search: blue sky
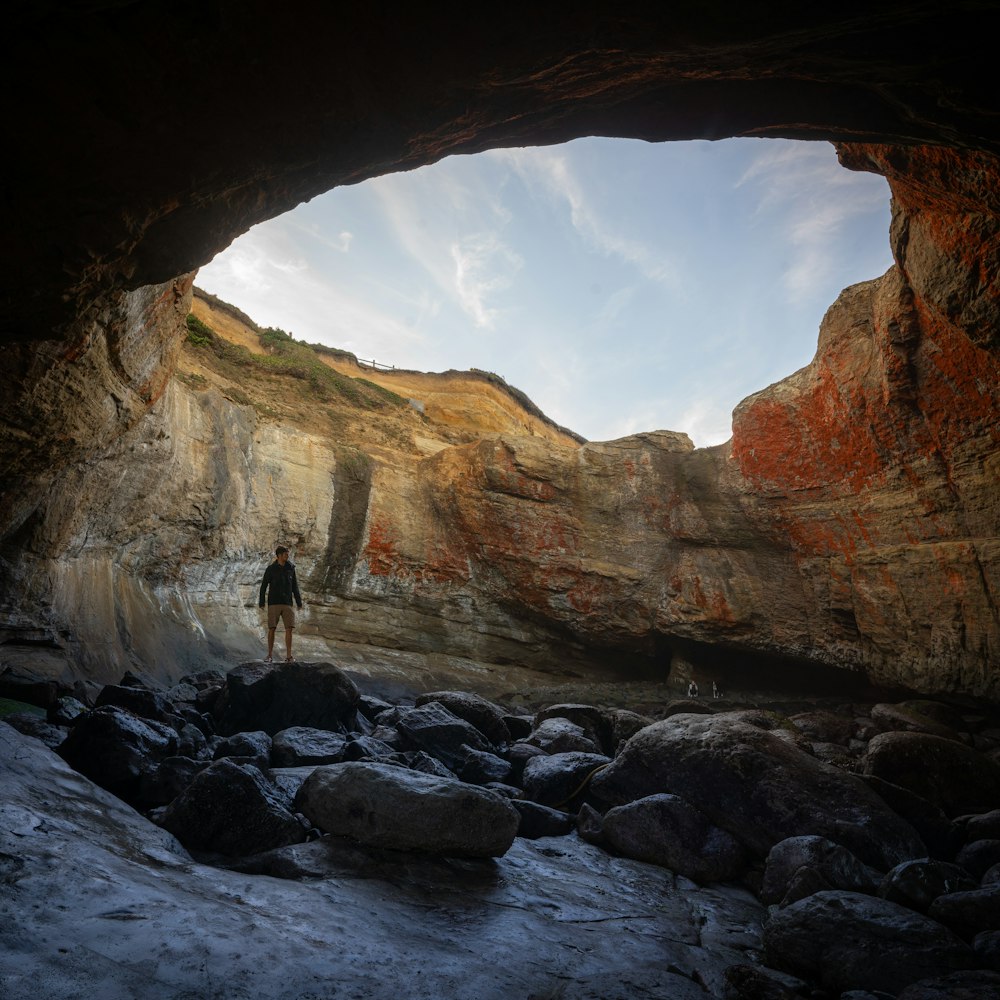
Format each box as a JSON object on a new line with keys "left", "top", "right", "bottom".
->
{"left": 197, "top": 137, "right": 893, "bottom": 446}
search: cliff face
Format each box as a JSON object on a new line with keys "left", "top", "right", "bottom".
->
{"left": 3, "top": 141, "right": 996, "bottom": 702}
{"left": 1, "top": 7, "right": 999, "bottom": 702}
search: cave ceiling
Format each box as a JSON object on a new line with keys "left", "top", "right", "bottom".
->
{"left": 4, "top": 1, "right": 1000, "bottom": 343}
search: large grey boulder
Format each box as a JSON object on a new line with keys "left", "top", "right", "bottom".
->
{"left": 212, "top": 661, "right": 360, "bottom": 737}
{"left": 158, "top": 758, "right": 307, "bottom": 856}
{"left": 763, "top": 890, "right": 976, "bottom": 994}
{"left": 533, "top": 704, "right": 612, "bottom": 753}
{"left": 395, "top": 701, "right": 496, "bottom": 771}
{"left": 590, "top": 713, "right": 925, "bottom": 868}
{"left": 601, "top": 793, "right": 747, "bottom": 883}
{"left": 413, "top": 690, "right": 511, "bottom": 744}
{"left": 95, "top": 684, "right": 183, "bottom": 727}
{"left": 296, "top": 761, "right": 520, "bottom": 857}
{"left": 521, "top": 751, "right": 611, "bottom": 808}
{"left": 523, "top": 717, "right": 602, "bottom": 755}
{"left": 761, "top": 836, "right": 877, "bottom": 906}
{"left": 860, "top": 774, "right": 959, "bottom": 860}
{"left": 271, "top": 727, "right": 349, "bottom": 767}
{"left": 879, "top": 859, "right": 979, "bottom": 912}
{"left": 871, "top": 703, "right": 964, "bottom": 742}
{"left": 896, "top": 970, "right": 1000, "bottom": 999}
{"left": 862, "top": 731, "right": 1000, "bottom": 817}
{"left": 58, "top": 705, "right": 177, "bottom": 802}
{"left": 213, "top": 729, "right": 272, "bottom": 766}
{"left": 927, "top": 886, "right": 1000, "bottom": 940}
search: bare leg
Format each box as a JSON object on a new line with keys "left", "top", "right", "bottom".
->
{"left": 284, "top": 628, "right": 294, "bottom": 661}
{"left": 266, "top": 627, "right": 276, "bottom": 660}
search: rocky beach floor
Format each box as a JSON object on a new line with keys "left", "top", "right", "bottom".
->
{"left": 2, "top": 659, "right": 1000, "bottom": 999}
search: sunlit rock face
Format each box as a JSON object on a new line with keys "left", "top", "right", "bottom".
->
{"left": 1, "top": 8, "right": 998, "bottom": 700}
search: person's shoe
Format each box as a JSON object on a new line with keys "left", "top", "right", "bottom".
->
{"left": 284, "top": 656, "right": 295, "bottom": 662}
{"left": 264, "top": 655, "right": 272, "bottom": 663}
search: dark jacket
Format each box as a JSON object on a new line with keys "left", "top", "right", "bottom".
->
{"left": 259, "top": 560, "right": 302, "bottom": 608}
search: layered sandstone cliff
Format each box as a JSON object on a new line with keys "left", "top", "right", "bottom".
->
{"left": 1, "top": 7, "right": 998, "bottom": 704}
{"left": 2, "top": 142, "right": 995, "bottom": 704}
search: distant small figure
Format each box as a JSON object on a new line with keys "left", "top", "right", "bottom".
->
{"left": 687, "top": 680, "right": 699, "bottom": 698}
{"left": 712, "top": 681, "right": 722, "bottom": 700}
{"left": 258, "top": 545, "right": 303, "bottom": 663}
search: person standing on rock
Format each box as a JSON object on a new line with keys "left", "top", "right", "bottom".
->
{"left": 258, "top": 546, "right": 303, "bottom": 662}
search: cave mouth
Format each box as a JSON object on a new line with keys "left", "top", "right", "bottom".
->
{"left": 197, "top": 136, "right": 893, "bottom": 448}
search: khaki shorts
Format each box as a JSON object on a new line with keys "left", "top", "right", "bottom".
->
{"left": 267, "top": 604, "right": 296, "bottom": 629}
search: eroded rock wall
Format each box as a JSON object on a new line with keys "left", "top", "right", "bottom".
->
{"left": 2, "top": 145, "right": 996, "bottom": 701}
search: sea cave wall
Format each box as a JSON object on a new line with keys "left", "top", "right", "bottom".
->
{"left": 0, "top": 5, "right": 997, "bottom": 700}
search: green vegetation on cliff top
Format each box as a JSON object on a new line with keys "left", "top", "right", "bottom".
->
{"left": 185, "top": 314, "right": 408, "bottom": 411}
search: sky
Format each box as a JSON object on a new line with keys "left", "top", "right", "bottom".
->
{"left": 196, "top": 137, "right": 893, "bottom": 447}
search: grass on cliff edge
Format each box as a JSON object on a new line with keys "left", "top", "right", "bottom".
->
{"left": 185, "top": 314, "right": 408, "bottom": 412}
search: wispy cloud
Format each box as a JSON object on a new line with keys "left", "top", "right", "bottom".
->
{"left": 197, "top": 222, "right": 427, "bottom": 360}
{"left": 451, "top": 233, "right": 523, "bottom": 328}
{"left": 494, "top": 147, "right": 685, "bottom": 293}
{"left": 367, "top": 165, "right": 522, "bottom": 330}
{"left": 737, "top": 142, "right": 890, "bottom": 304}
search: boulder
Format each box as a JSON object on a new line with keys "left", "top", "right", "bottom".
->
{"left": 340, "top": 735, "right": 398, "bottom": 761}
{"left": 895, "top": 701, "right": 969, "bottom": 733}
{"left": 3, "top": 713, "right": 67, "bottom": 750}
{"left": 268, "top": 766, "right": 320, "bottom": 803}
{"left": 761, "top": 836, "right": 876, "bottom": 906}
{"left": 927, "top": 886, "right": 1000, "bottom": 940}
{"left": 47, "top": 696, "right": 88, "bottom": 726}
{"left": 158, "top": 758, "right": 306, "bottom": 856}
{"left": 721, "top": 963, "right": 807, "bottom": 1000}
{"left": 590, "top": 714, "right": 925, "bottom": 869}
{"left": 502, "top": 714, "right": 533, "bottom": 741}
{"left": 522, "top": 717, "right": 602, "bottom": 755}
{"left": 809, "top": 741, "right": 858, "bottom": 770}
{"left": 605, "top": 708, "right": 654, "bottom": 753}
{"left": 955, "top": 839, "right": 1000, "bottom": 880}
{"left": 511, "top": 800, "right": 576, "bottom": 840}
{"left": 271, "top": 727, "right": 349, "bottom": 767}
{"left": 295, "top": 761, "right": 520, "bottom": 857}
{"left": 860, "top": 774, "right": 959, "bottom": 860}
{"left": 960, "top": 808, "right": 1000, "bottom": 842}
{"left": 455, "top": 746, "right": 513, "bottom": 785}
{"left": 505, "top": 742, "right": 548, "bottom": 783}
{"left": 576, "top": 802, "right": 605, "bottom": 845}
{"left": 862, "top": 731, "right": 1000, "bottom": 817}
{"left": 138, "top": 755, "right": 209, "bottom": 807}
{"left": 896, "top": 970, "right": 1000, "bottom": 1000}
{"left": 601, "top": 793, "right": 747, "bottom": 883}
{"left": 763, "top": 890, "right": 976, "bottom": 994}
{"left": 533, "top": 704, "right": 611, "bottom": 753}
{"left": 521, "top": 752, "right": 611, "bottom": 809}
{"left": 212, "top": 661, "right": 360, "bottom": 737}
{"left": 789, "top": 710, "right": 856, "bottom": 745}
{"left": 871, "top": 703, "right": 964, "bottom": 742}
{"left": 369, "top": 724, "right": 405, "bottom": 750}
{"left": 175, "top": 722, "right": 210, "bottom": 760}
{"left": 414, "top": 690, "right": 511, "bottom": 744}
{"left": 357, "top": 693, "right": 394, "bottom": 721}
{"left": 58, "top": 705, "right": 177, "bottom": 801}
{"left": 213, "top": 730, "right": 272, "bottom": 767}
{"left": 395, "top": 701, "right": 495, "bottom": 771}
{"left": 974, "top": 931, "right": 1000, "bottom": 970}
{"left": 396, "top": 750, "right": 456, "bottom": 779}
{"left": 95, "top": 684, "right": 182, "bottom": 728}
{"left": 878, "top": 859, "right": 979, "bottom": 912}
